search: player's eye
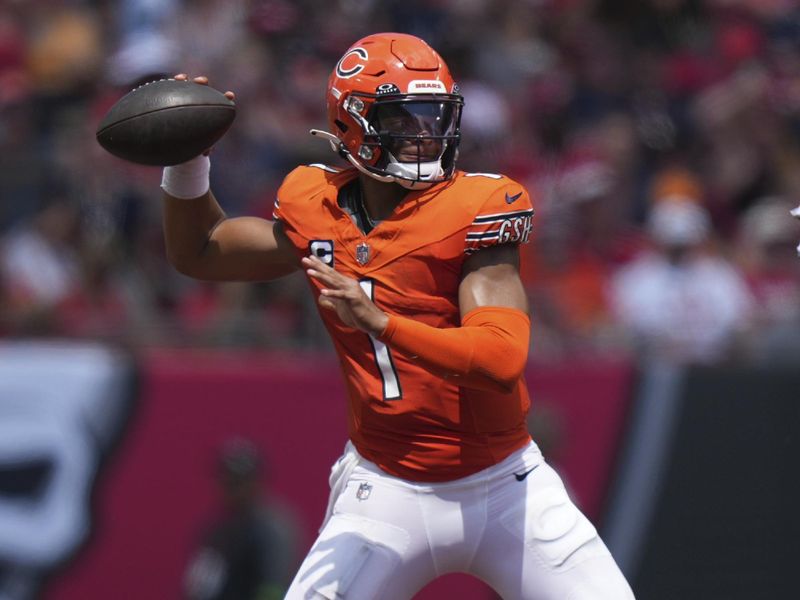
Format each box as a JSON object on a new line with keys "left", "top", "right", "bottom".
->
{"left": 378, "top": 114, "right": 415, "bottom": 132}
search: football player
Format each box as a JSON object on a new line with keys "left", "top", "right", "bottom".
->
{"left": 161, "top": 33, "right": 634, "bottom": 599}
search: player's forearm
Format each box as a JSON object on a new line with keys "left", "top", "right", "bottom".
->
{"left": 379, "top": 306, "right": 530, "bottom": 393}
{"left": 161, "top": 154, "right": 225, "bottom": 277}
{"left": 162, "top": 189, "right": 227, "bottom": 278}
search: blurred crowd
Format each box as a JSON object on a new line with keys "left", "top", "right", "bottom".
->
{"left": 2, "top": 0, "right": 800, "bottom": 365}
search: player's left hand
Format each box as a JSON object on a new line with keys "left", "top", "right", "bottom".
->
{"left": 302, "top": 255, "right": 389, "bottom": 337}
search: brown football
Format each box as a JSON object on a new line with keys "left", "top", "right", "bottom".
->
{"left": 96, "top": 79, "right": 236, "bottom": 166}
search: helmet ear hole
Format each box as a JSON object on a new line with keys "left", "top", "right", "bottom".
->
{"left": 334, "top": 119, "right": 349, "bottom": 133}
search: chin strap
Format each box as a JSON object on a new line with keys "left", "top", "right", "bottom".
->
{"left": 309, "top": 129, "right": 395, "bottom": 183}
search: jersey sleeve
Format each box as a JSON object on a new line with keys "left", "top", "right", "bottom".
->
{"left": 270, "top": 164, "right": 355, "bottom": 265}
{"left": 271, "top": 194, "right": 282, "bottom": 221}
{"left": 269, "top": 165, "right": 334, "bottom": 259}
{"left": 272, "top": 164, "right": 338, "bottom": 224}
{"left": 464, "top": 178, "right": 535, "bottom": 254}
{"left": 271, "top": 163, "right": 346, "bottom": 230}
{"left": 271, "top": 170, "right": 297, "bottom": 225}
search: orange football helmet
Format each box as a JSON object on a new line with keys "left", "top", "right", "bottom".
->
{"left": 311, "top": 33, "right": 463, "bottom": 189}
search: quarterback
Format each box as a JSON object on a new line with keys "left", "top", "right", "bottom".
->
{"left": 161, "top": 33, "right": 633, "bottom": 599}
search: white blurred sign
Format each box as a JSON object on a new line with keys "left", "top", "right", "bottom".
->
{"left": 0, "top": 341, "right": 135, "bottom": 598}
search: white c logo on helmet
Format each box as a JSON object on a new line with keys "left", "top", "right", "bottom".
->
{"left": 336, "top": 47, "right": 368, "bottom": 79}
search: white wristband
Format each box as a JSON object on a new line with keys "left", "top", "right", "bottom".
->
{"left": 161, "top": 155, "right": 211, "bottom": 199}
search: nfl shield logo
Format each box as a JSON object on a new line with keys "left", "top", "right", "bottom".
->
{"left": 356, "top": 482, "right": 372, "bottom": 501}
{"left": 356, "top": 242, "right": 370, "bottom": 266}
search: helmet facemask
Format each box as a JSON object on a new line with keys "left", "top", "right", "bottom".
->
{"left": 338, "top": 93, "right": 463, "bottom": 190}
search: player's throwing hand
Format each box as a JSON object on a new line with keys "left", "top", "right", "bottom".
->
{"left": 302, "top": 255, "right": 389, "bottom": 337}
{"left": 174, "top": 73, "right": 236, "bottom": 102}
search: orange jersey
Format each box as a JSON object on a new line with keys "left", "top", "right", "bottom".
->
{"left": 274, "top": 164, "right": 535, "bottom": 481}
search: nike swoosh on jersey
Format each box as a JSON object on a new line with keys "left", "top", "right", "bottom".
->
{"left": 513, "top": 464, "right": 539, "bottom": 481}
{"left": 505, "top": 191, "right": 523, "bottom": 204}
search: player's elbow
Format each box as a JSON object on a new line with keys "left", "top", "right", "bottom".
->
{"left": 166, "top": 247, "right": 192, "bottom": 276}
{"left": 461, "top": 307, "right": 530, "bottom": 392}
{"left": 477, "top": 344, "right": 527, "bottom": 393}
{"left": 164, "top": 229, "right": 220, "bottom": 279}
{"left": 494, "top": 359, "right": 527, "bottom": 393}
{"left": 165, "top": 247, "right": 208, "bottom": 280}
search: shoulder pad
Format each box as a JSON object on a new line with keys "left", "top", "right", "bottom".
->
{"left": 273, "top": 165, "right": 355, "bottom": 222}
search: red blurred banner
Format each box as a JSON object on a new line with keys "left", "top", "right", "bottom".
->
{"left": 46, "top": 351, "right": 632, "bottom": 600}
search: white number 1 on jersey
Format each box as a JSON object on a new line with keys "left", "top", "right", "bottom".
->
{"left": 359, "top": 279, "right": 402, "bottom": 400}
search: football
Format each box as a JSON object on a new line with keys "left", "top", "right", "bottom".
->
{"left": 96, "top": 79, "right": 236, "bottom": 166}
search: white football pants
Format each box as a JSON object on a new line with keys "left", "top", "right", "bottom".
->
{"left": 285, "top": 441, "right": 634, "bottom": 600}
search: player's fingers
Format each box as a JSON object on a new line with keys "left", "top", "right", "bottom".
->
{"left": 320, "top": 288, "right": 349, "bottom": 299}
{"left": 193, "top": 76, "right": 209, "bottom": 85}
{"left": 174, "top": 73, "right": 188, "bottom": 81}
{"left": 303, "top": 255, "right": 334, "bottom": 271}
{"left": 308, "top": 256, "right": 350, "bottom": 284}
{"left": 303, "top": 257, "right": 345, "bottom": 285}
{"left": 305, "top": 260, "right": 362, "bottom": 297}
{"left": 224, "top": 91, "right": 236, "bottom": 101}
{"left": 318, "top": 296, "right": 338, "bottom": 311}
{"left": 305, "top": 268, "right": 338, "bottom": 289}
